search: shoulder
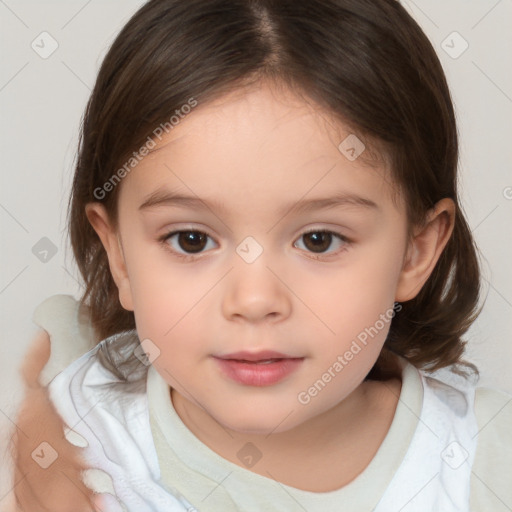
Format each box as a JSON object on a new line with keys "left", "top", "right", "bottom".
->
{"left": 33, "top": 294, "right": 153, "bottom": 466}
{"left": 471, "top": 385, "right": 512, "bottom": 511}
{"left": 46, "top": 328, "right": 150, "bottom": 450}
{"left": 46, "top": 330, "right": 157, "bottom": 475}
{"left": 48, "top": 329, "right": 148, "bottom": 419}
{"left": 416, "top": 364, "right": 512, "bottom": 510}
{"left": 46, "top": 332, "right": 197, "bottom": 510}
{"left": 474, "top": 385, "right": 512, "bottom": 437}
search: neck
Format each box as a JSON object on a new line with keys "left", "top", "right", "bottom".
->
{"left": 170, "top": 377, "right": 402, "bottom": 492}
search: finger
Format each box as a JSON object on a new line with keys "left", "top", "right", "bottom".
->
{"left": 12, "top": 389, "right": 96, "bottom": 511}
{"left": 19, "top": 329, "right": 51, "bottom": 388}
{"left": 91, "top": 492, "right": 126, "bottom": 512}
{"left": 14, "top": 434, "right": 95, "bottom": 505}
{"left": 91, "top": 494, "right": 107, "bottom": 512}
{"left": 14, "top": 447, "right": 98, "bottom": 512}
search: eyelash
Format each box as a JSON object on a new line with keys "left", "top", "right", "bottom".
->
{"left": 158, "top": 227, "right": 351, "bottom": 262}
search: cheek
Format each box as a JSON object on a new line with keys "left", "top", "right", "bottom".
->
{"left": 305, "top": 245, "right": 403, "bottom": 332}
{"left": 122, "top": 235, "right": 185, "bottom": 313}
{"left": 123, "top": 245, "right": 215, "bottom": 364}
{"left": 297, "top": 243, "right": 404, "bottom": 387}
{"left": 131, "top": 277, "right": 208, "bottom": 349}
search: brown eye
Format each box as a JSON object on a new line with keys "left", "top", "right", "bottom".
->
{"left": 163, "top": 230, "right": 214, "bottom": 257}
{"left": 294, "top": 229, "right": 349, "bottom": 257}
{"left": 302, "top": 231, "right": 332, "bottom": 253}
{"left": 176, "top": 231, "right": 208, "bottom": 253}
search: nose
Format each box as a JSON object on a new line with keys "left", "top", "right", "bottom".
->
{"left": 221, "top": 254, "right": 292, "bottom": 324}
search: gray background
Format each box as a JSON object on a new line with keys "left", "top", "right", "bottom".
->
{"left": 1, "top": 0, "right": 511, "bottom": 505}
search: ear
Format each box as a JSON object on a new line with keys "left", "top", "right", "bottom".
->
{"left": 85, "top": 203, "right": 134, "bottom": 311}
{"left": 395, "top": 198, "right": 455, "bottom": 302}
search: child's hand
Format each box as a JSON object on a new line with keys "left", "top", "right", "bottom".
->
{"left": 12, "top": 329, "right": 102, "bottom": 512}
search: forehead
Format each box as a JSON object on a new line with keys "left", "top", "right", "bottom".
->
{"left": 120, "top": 84, "right": 397, "bottom": 213}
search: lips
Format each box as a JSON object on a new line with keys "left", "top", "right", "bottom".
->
{"left": 212, "top": 350, "right": 304, "bottom": 386}
{"left": 215, "top": 350, "right": 298, "bottom": 362}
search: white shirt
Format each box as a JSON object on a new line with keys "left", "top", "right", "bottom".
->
{"left": 37, "top": 295, "right": 512, "bottom": 511}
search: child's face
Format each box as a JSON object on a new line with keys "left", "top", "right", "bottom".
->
{"left": 91, "top": 84, "right": 417, "bottom": 434}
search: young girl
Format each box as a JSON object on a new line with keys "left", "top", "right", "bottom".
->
{"left": 11, "top": 0, "right": 512, "bottom": 511}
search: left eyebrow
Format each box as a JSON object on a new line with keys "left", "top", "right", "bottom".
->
{"left": 138, "top": 188, "right": 379, "bottom": 216}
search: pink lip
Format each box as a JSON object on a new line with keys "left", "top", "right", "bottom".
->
{"left": 213, "top": 352, "right": 304, "bottom": 387}
{"left": 215, "top": 350, "right": 297, "bottom": 362}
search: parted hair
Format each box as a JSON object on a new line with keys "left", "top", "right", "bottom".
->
{"left": 67, "top": 0, "right": 481, "bottom": 380}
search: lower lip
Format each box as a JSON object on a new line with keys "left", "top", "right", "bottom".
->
{"left": 213, "top": 357, "right": 304, "bottom": 386}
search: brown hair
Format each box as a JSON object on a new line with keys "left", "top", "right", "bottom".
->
{"left": 67, "top": 0, "right": 481, "bottom": 380}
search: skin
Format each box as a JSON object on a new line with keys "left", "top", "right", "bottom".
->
{"left": 86, "top": 82, "right": 455, "bottom": 491}
{"left": 12, "top": 330, "right": 104, "bottom": 512}
{"left": 12, "top": 80, "right": 455, "bottom": 508}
